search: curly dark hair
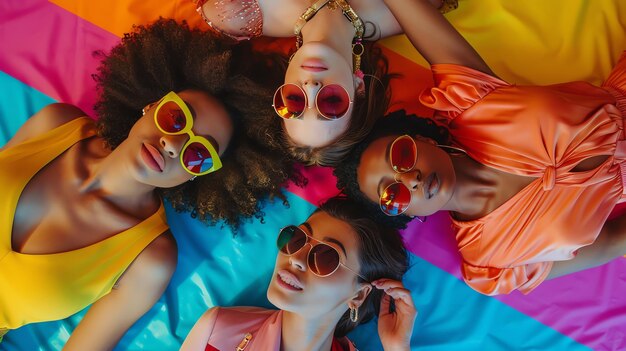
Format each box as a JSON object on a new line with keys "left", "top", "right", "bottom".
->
{"left": 313, "top": 196, "right": 408, "bottom": 338}
{"left": 250, "top": 43, "right": 395, "bottom": 167}
{"left": 334, "top": 110, "right": 450, "bottom": 229}
{"left": 93, "top": 19, "right": 305, "bottom": 229}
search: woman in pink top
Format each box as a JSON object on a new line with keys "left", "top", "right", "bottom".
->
{"left": 180, "top": 197, "right": 416, "bottom": 351}
{"left": 335, "top": 0, "right": 626, "bottom": 295}
{"left": 194, "top": 0, "right": 457, "bottom": 166}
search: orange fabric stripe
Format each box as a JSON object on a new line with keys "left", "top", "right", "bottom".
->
{"left": 49, "top": 0, "right": 204, "bottom": 37}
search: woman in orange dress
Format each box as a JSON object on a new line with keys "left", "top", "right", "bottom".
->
{"left": 335, "top": 0, "right": 626, "bottom": 295}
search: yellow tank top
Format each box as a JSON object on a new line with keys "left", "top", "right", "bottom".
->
{"left": 0, "top": 117, "right": 168, "bottom": 330}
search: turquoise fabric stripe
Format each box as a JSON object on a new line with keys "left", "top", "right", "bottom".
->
{"left": 349, "top": 254, "right": 592, "bottom": 351}
{"left": 0, "top": 70, "right": 56, "bottom": 146}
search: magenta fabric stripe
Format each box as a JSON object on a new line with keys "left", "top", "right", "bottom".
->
{"left": 495, "top": 262, "right": 626, "bottom": 351}
{"left": 283, "top": 165, "right": 341, "bottom": 206}
{"left": 0, "top": 0, "right": 119, "bottom": 115}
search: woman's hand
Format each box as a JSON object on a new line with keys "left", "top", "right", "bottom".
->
{"left": 373, "top": 279, "right": 417, "bottom": 351}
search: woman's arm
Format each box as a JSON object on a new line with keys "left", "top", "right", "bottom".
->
{"left": 383, "top": 0, "right": 494, "bottom": 75}
{"left": 1, "top": 103, "right": 86, "bottom": 151}
{"left": 547, "top": 216, "right": 626, "bottom": 279}
{"left": 63, "top": 233, "right": 177, "bottom": 351}
{"left": 180, "top": 307, "right": 220, "bottom": 351}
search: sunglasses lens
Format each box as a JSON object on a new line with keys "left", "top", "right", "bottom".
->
{"left": 274, "top": 84, "right": 305, "bottom": 119}
{"left": 156, "top": 101, "right": 188, "bottom": 133}
{"left": 390, "top": 136, "right": 417, "bottom": 173}
{"left": 277, "top": 226, "right": 307, "bottom": 254}
{"left": 308, "top": 244, "right": 340, "bottom": 276}
{"left": 380, "top": 182, "right": 412, "bottom": 216}
{"left": 181, "top": 142, "right": 213, "bottom": 174}
{"left": 316, "top": 84, "right": 350, "bottom": 119}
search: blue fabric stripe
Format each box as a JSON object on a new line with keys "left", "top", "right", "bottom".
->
{"left": 0, "top": 70, "right": 56, "bottom": 146}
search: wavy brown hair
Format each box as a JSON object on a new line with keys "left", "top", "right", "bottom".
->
{"left": 313, "top": 197, "right": 408, "bottom": 338}
{"left": 250, "top": 43, "right": 395, "bottom": 167}
{"left": 93, "top": 19, "right": 305, "bottom": 229}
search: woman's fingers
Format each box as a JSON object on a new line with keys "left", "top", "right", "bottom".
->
{"left": 373, "top": 279, "right": 417, "bottom": 314}
{"left": 379, "top": 292, "right": 392, "bottom": 317}
{"left": 384, "top": 287, "right": 416, "bottom": 312}
{"left": 372, "top": 278, "right": 403, "bottom": 290}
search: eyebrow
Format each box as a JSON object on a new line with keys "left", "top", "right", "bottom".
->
{"left": 323, "top": 237, "right": 347, "bottom": 256}
{"left": 302, "top": 222, "right": 347, "bottom": 256}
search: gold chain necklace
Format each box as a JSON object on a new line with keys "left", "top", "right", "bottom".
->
{"left": 293, "top": 0, "right": 364, "bottom": 50}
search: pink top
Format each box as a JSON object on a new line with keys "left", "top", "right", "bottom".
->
{"left": 204, "top": 307, "right": 357, "bottom": 351}
{"left": 196, "top": 0, "right": 263, "bottom": 41}
{"left": 419, "top": 52, "right": 626, "bottom": 295}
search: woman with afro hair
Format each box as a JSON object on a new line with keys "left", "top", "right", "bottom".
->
{"left": 0, "top": 19, "right": 302, "bottom": 349}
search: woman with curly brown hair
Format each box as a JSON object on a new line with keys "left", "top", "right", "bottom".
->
{"left": 0, "top": 19, "right": 299, "bottom": 350}
{"left": 195, "top": 0, "right": 458, "bottom": 166}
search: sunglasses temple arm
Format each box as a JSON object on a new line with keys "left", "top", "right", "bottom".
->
{"left": 340, "top": 263, "right": 370, "bottom": 283}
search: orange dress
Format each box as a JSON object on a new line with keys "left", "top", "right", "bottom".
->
{"left": 419, "top": 52, "right": 626, "bottom": 296}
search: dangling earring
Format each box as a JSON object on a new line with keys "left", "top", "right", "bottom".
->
{"left": 349, "top": 306, "right": 359, "bottom": 323}
{"left": 352, "top": 39, "right": 364, "bottom": 77}
{"left": 142, "top": 108, "right": 147, "bottom": 116}
{"left": 437, "top": 144, "right": 466, "bottom": 156}
{"left": 189, "top": 176, "right": 197, "bottom": 182}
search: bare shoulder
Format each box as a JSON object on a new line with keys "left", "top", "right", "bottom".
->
{"left": 133, "top": 231, "right": 178, "bottom": 281}
{"left": 24, "top": 103, "right": 87, "bottom": 133}
{"left": 117, "top": 231, "right": 177, "bottom": 295}
{"left": 2, "top": 103, "right": 88, "bottom": 150}
{"left": 180, "top": 307, "right": 220, "bottom": 350}
{"left": 200, "top": 307, "right": 220, "bottom": 326}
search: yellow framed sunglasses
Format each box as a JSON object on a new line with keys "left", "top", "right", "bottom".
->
{"left": 153, "top": 91, "right": 222, "bottom": 176}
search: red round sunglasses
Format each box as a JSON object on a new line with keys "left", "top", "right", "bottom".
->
{"left": 272, "top": 83, "right": 353, "bottom": 120}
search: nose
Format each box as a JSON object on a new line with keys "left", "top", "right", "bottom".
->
{"left": 396, "top": 170, "right": 422, "bottom": 191}
{"left": 159, "top": 134, "right": 188, "bottom": 158}
{"left": 289, "top": 242, "right": 311, "bottom": 272}
{"left": 302, "top": 80, "right": 321, "bottom": 109}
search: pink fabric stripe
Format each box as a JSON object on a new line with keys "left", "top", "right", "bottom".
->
{"left": 0, "top": 0, "right": 120, "bottom": 115}
{"left": 401, "top": 212, "right": 463, "bottom": 278}
{"left": 284, "top": 165, "right": 340, "bottom": 206}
